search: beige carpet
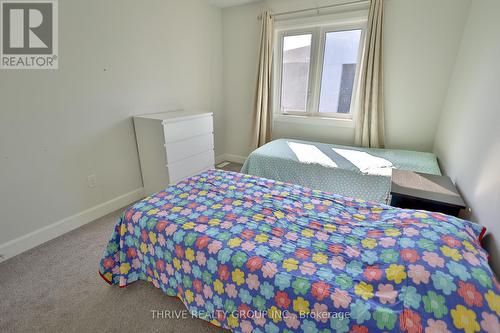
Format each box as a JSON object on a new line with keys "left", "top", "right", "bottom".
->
{"left": 0, "top": 209, "right": 226, "bottom": 333}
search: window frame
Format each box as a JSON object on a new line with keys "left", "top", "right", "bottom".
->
{"left": 273, "top": 15, "right": 367, "bottom": 122}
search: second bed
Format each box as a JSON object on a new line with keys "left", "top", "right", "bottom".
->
{"left": 241, "top": 139, "right": 441, "bottom": 203}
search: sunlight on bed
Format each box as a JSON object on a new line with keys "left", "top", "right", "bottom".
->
{"left": 287, "top": 141, "right": 338, "bottom": 167}
{"left": 332, "top": 148, "right": 393, "bottom": 176}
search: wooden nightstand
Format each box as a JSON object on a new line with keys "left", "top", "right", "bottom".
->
{"left": 390, "top": 169, "right": 466, "bottom": 217}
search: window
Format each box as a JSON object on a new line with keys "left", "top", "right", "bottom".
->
{"left": 319, "top": 30, "right": 362, "bottom": 114}
{"left": 276, "top": 21, "right": 365, "bottom": 119}
{"left": 281, "top": 34, "right": 312, "bottom": 112}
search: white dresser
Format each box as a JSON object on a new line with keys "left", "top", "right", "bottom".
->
{"left": 134, "top": 111, "right": 215, "bottom": 196}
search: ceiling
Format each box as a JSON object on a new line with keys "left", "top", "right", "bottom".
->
{"left": 207, "top": 0, "right": 261, "bottom": 8}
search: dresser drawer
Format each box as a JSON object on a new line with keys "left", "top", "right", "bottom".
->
{"left": 163, "top": 115, "right": 213, "bottom": 143}
{"left": 165, "top": 133, "right": 214, "bottom": 164}
{"left": 167, "top": 150, "right": 214, "bottom": 184}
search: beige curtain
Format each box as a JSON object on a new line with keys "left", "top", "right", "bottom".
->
{"left": 354, "top": 0, "right": 385, "bottom": 148}
{"left": 252, "top": 11, "right": 274, "bottom": 149}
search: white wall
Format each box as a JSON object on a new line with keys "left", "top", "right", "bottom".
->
{"left": 221, "top": 0, "right": 470, "bottom": 158}
{"left": 222, "top": 1, "right": 263, "bottom": 159}
{"left": 433, "top": 0, "right": 500, "bottom": 274}
{"left": 0, "top": 0, "right": 223, "bottom": 251}
{"left": 384, "top": 0, "right": 470, "bottom": 150}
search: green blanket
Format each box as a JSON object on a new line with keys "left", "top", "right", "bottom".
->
{"left": 241, "top": 139, "right": 441, "bottom": 203}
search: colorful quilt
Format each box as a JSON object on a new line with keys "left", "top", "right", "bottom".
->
{"left": 241, "top": 139, "right": 442, "bottom": 203}
{"left": 99, "top": 170, "right": 499, "bottom": 333}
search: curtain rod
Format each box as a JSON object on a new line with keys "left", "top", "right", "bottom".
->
{"left": 257, "top": 0, "right": 370, "bottom": 20}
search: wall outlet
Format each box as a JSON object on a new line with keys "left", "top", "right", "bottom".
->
{"left": 87, "top": 174, "right": 97, "bottom": 188}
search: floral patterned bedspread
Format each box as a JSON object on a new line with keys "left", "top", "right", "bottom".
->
{"left": 99, "top": 170, "right": 499, "bottom": 333}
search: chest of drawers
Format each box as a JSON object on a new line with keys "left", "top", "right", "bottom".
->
{"left": 134, "top": 111, "right": 214, "bottom": 196}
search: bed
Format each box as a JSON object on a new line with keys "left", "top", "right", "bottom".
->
{"left": 99, "top": 169, "right": 498, "bottom": 333}
{"left": 241, "top": 139, "right": 442, "bottom": 203}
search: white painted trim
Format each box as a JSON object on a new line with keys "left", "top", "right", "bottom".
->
{"left": 274, "top": 113, "right": 355, "bottom": 128}
{"left": 215, "top": 153, "right": 248, "bottom": 165}
{"left": 225, "top": 154, "right": 248, "bottom": 164}
{"left": 215, "top": 154, "right": 227, "bottom": 164}
{"left": 0, "top": 187, "right": 145, "bottom": 263}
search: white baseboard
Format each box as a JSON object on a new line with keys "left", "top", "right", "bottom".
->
{"left": 215, "top": 154, "right": 226, "bottom": 164}
{"left": 216, "top": 153, "right": 247, "bottom": 165}
{"left": 0, "top": 187, "right": 145, "bottom": 263}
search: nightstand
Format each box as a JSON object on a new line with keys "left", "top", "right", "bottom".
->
{"left": 390, "top": 169, "right": 466, "bottom": 217}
